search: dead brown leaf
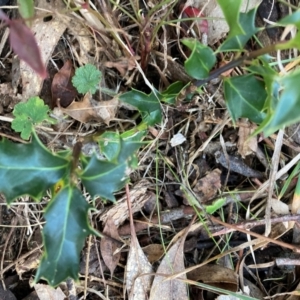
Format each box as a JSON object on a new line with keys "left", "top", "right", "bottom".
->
{"left": 19, "top": 0, "right": 68, "bottom": 99}
{"left": 51, "top": 60, "right": 78, "bottom": 108}
{"left": 125, "top": 184, "right": 153, "bottom": 300}
{"left": 237, "top": 121, "right": 257, "bottom": 158}
{"left": 15, "top": 252, "right": 41, "bottom": 278}
{"left": 100, "top": 218, "right": 122, "bottom": 278}
{"left": 187, "top": 264, "right": 238, "bottom": 292}
{"left": 191, "top": 168, "right": 221, "bottom": 204}
{"left": 60, "top": 93, "right": 118, "bottom": 124}
{"left": 104, "top": 56, "right": 138, "bottom": 76}
{"left": 149, "top": 235, "right": 189, "bottom": 300}
{"left": 34, "top": 283, "right": 66, "bottom": 300}
{"left": 142, "top": 244, "right": 165, "bottom": 263}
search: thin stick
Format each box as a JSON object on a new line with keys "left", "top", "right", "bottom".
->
{"left": 209, "top": 216, "right": 300, "bottom": 253}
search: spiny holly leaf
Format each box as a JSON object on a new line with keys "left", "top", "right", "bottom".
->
{"left": 217, "top": 0, "right": 244, "bottom": 39}
{"left": 275, "top": 11, "right": 300, "bottom": 50}
{"left": 99, "top": 130, "right": 145, "bottom": 162}
{"left": 0, "top": 132, "right": 70, "bottom": 204}
{"left": 278, "top": 10, "right": 300, "bottom": 28}
{"left": 182, "top": 39, "right": 216, "bottom": 79}
{"left": 80, "top": 154, "right": 128, "bottom": 201}
{"left": 119, "top": 89, "right": 162, "bottom": 126}
{"left": 72, "top": 64, "right": 102, "bottom": 94}
{"left": 81, "top": 133, "right": 144, "bottom": 201}
{"left": 224, "top": 74, "right": 267, "bottom": 124}
{"left": 160, "top": 81, "right": 185, "bottom": 104}
{"left": 262, "top": 69, "right": 300, "bottom": 136}
{"left": 12, "top": 96, "right": 55, "bottom": 140}
{"left": 35, "top": 186, "right": 96, "bottom": 286}
{"left": 219, "top": 8, "right": 258, "bottom": 51}
{"left": 247, "top": 58, "right": 280, "bottom": 112}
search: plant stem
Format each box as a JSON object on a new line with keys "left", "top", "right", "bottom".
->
{"left": 193, "top": 43, "right": 281, "bottom": 87}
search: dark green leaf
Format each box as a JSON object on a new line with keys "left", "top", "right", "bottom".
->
{"left": 279, "top": 10, "right": 300, "bottom": 28}
{"left": 182, "top": 39, "right": 216, "bottom": 79}
{"left": 263, "top": 69, "right": 300, "bottom": 136}
{"left": 160, "top": 82, "right": 185, "bottom": 104}
{"left": 80, "top": 154, "right": 127, "bottom": 201}
{"left": 224, "top": 74, "right": 267, "bottom": 123}
{"left": 119, "top": 89, "right": 162, "bottom": 125}
{"left": 0, "top": 132, "right": 70, "bottom": 204}
{"left": 219, "top": 8, "right": 258, "bottom": 51}
{"left": 247, "top": 58, "right": 280, "bottom": 111}
{"left": 35, "top": 186, "right": 96, "bottom": 286}
{"left": 217, "top": 0, "right": 244, "bottom": 39}
{"left": 99, "top": 130, "right": 145, "bottom": 162}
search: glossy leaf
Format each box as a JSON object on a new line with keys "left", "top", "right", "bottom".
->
{"left": 182, "top": 39, "right": 216, "bottom": 79}
{"left": 12, "top": 96, "right": 55, "bottom": 140}
{"left": 81, "top": 132, "right": 144, "bottom": 201}
{"left": 263, "top": 69, "right": 300, "bottom": 136}
{"left": 278, "top": 10, "right": 300, "bottom": 28}
{"left": 160, "top": 81, "right": 185, "bottom": 104}
{"left": 217, "top": 0, "right": 244, "bottom": 39}
{"left": 224, "top": 74, "right": 267, "bottom": 124}
{"left": 119, "top": 89, "right": 162, "bottom": 126}
{"left": 35, "top": 186, "right": 96, "bottom": 286}
{"left": 99, "top": 130, "right": 145, "bottom": 162}
{"left": 80, "top": 154, "right": 127, "bottom": 201}
{"left": 219, "top": 8, "right": 258, "bottom": 51}
{"left": 247, "top": 58, "right": 280, "bottom": 112}
{"left": 0, "top": 132, "right": 70, "bottom": 204}
{"left": 275, "top": 11, "right": 300, "bottom": 50}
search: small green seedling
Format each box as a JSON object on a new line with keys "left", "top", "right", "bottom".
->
{"left": 72, "top": 63, "right": 102, "bottom": 94}
{"left": 12, "top": 96, "right": 55, "bottom": 140}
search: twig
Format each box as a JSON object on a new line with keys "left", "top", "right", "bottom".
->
{"left": 265, "top": 129, "right": 284, "bottom": 236}
{"left": 211, "top": 214, "right": 300, "bottom": 236}
{"left": 209, "top": 216, "right": 300, "bottom": 253}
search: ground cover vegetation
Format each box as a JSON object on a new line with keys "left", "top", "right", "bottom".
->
{"left": 1, "top": 0, "right": 300, "bottom": 299}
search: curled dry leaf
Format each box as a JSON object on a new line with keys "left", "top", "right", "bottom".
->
{"left": 18, "top": 0, "right": 67, "bottom": 99}
{"left": 125, "top": 183, "right": 153, "bottom": 300}
{"left": 190, "top": 168, "right": 221, "bottom": 204}
{"left": 51, "top": 60, "right": 78, "bottom": 108}
{"left": 149, "top": 235, "right": 189, "bottom": 300}
{"left": 104, "top": 56, "right": 138, "bottom": 77}
{"left": 237, "top": 121, "right": 258, "bottom": 158}
{"left": 15, "top": 252, "right": 41, "bottom": 278}
{"left": 126, "top": 238, "right": 153, "bottom": 300}
{"left": 60, "top": 93, "right": 118, "bottom": 124}
{"left": 100, "top": 218, "right": 122, "bottom": 278}
{"left": 187, "top": 264, "right": 238, "bottom": 292}
{"left": 142, "top": 244, "right": 165, "bottom": 263}
{"left": 35, "top": 283, "right": 66, "bottom": 300}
